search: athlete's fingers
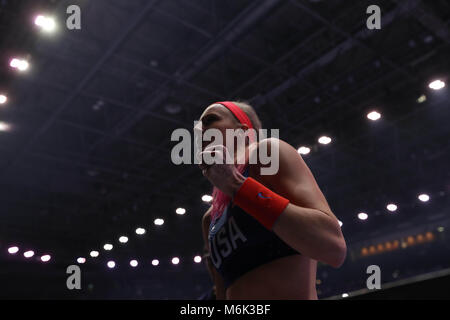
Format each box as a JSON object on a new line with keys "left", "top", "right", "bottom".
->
{"left": 202, "top": 145, "right": 233, "bottom": 163}
{"left": 199, "top": 149, "right": 225, "bottom": 165}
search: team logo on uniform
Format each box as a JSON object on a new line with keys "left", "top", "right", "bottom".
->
{"left": 210, "top": 216, "right": 247, "bottom": 268}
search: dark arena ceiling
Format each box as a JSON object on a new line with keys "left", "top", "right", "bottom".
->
{"left": 0, "top": 0, "right": 449, "bottom": 299}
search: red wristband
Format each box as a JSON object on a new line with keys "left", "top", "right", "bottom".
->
{"left": 233, "top": 177, "right": 290, "bottom": 230}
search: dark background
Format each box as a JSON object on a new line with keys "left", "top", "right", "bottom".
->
{"left": 0, "top": 0, "right": 449, "bottom": 299}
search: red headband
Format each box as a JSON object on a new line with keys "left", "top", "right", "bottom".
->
{"left": 215, "top": 101, "right": 255, "bottom": 142}
{"left": 214, "top": 101, "right": 254, "bottom": 130}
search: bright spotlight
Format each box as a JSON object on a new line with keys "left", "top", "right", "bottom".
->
{"left": 342, "top": 293, "right": 349, "bottom": 298}
{"left": 34, "top": 15, "right": 46, "bottom": 26}
{"left": 367, "top": 111, "right": 381, "bottom": 121}
{"left": 171, "top": 257, "right": 180, "bottom": 265}
{"left": 9, "top": 58, "right": 29, "bottom": 71}
{"left": 176, "top": 208, "right": 186, "bottom": 215}
{"left": 34, "top": 15, "right": 56, "bottom": 32}
{"left": 194, "top": 255, "right": 202, "bottom": 263}
{"left": 119, "top": 236, "right": 128, "bottom": 243}
{"left": 8, "top": 246, "right": 19, "bottom": 254}
{"left": 10, "top": 58, "right": 20, "bottom": 68}
{"left": 358, "top": 212, "right": 368, "bottom": 220}
{"left": 130, "top": 260, "right": 138, "bottom": 267}
{"left": 318, "top": 136, "right": 332, "bottom": 145}
{"left": 77, "top": 257, "right": 86, "bottom": 264}
{"left": 387, "top": 204, "right": 398, "bottom": 212}
{"left": 418, "top": 194, "right": 430, "bottom": 202}
{"left": 24, "top": 250, "right": 34, "bottom": 258}
{"left": 0, "top": 94, "right": 7, "bottom": 104}
{"left": 103, "top": 243, "right": 113, "bottom": 251}
{"left": 154, "top": 218, "right": 164, "bottom": 226}
{"left": 429, "top": 79, "right": 446, "bottom": 90}
{"left": 417, "top": 94, "right": 427, "bottom": 103}
{"left": 107, "top": 261, "right": 116, "bottom": 269}
{"left": 0, "top": 122, "right": 11, "bottom": 132}
{"left": 90, "top": 250, "right": 99, "bottom": 258}
{"left": 41, "top": 255, "right": 51, "bottom": 262}
{"left": 152, "top": 259, "right": 159, "bottom": 266}
{"left": 202, "top": 195, "right": 213, "bottom": 202}
{"left": 135, "top": 227, "right": 146, "bottom": 235}
{"left": 18, "top": 60, "right": 29, "bottom": 71}
{"left": 297, "top": 146, "right": 311, "bottom": 155}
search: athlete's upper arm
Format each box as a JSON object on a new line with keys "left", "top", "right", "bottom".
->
{"left": 256, "top": 138, "right": 335, "bottom": 219}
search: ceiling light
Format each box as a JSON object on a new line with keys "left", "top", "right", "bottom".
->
{"left": 318, "top": 136, "right": 332, "bottom": 145}
{"left": 358, "top": 212, "right": 368, "bottom": 220}
{"left": 367, "top": 111, "right": 381, "bottom": 121}
{"left": 34, "top": 15, "right": 56, "bottom": 32}
{"left": 90, "top": 250, "right": 99, "bottom": 258}
{"left": 429, "top": 80, "right": 445, "bottom": 90}
{"left": 387, "top": 204, "right": 397, "bottom": 212}
{"left": 119, "top": 236, "right": 128, "bottom": 243}
{"left": 24, "top": 250, "right": 35, "bottom": 258}
{"left": 41, "top": 255, "right": 51, "bottom": 262}
{"left": 10, "top": 58, "right": 29, "bottom": 71}
{"left": 135, "top": 227, "right": 146, "bottom": 235}
{"left": 77, "top": 257, "right": 86, "bottom": 264}
{"left": 0, "top": 122, "right": 11, "bottom": 132}
{"left": 0, "top": 94, "right": 7, "bottom": 104}
{"left": 8, "top": 246, "right": 19, "bottom": 254}
{"left": 202, "top": 195, "right": 212, "bottom": 202}
{"left": 176, "top": 208, "right": 186, "bottom": 215}
{"left": 130, "top": 260, "right": 138, "bottom": 267}
{"left": 417, "top": 94, "right": 427, "bottom": 103}
{"left": 297, "top": 146, "right": 311, "bottom": 155}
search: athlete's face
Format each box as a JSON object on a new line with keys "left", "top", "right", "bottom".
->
{"left": 198, "top": 104, "right": 247, "bottom": 151}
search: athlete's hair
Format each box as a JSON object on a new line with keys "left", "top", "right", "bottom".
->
{"left": 230, "top": 100, "right": 262, "bottom": 135}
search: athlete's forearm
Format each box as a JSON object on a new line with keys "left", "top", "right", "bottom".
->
{"left": 272, "top": 204, "right": 346, "bottom": 268}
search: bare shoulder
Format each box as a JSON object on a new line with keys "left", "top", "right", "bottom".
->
{"left": 252, "top": 139, "right": 333, "bottom": 215}
{"left": 249, "top": 137, "right": 303, "bottom": 179}
{"left": 250, "top": 137, "right": 299, "bottom": 161}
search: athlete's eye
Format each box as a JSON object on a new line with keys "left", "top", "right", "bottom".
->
{"left": 202, "top": 114, "right": 219, "bottom": 126}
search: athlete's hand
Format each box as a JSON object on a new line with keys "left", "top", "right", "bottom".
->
{"left": 198, "top": 144, "right": 246, "bottom": 197}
